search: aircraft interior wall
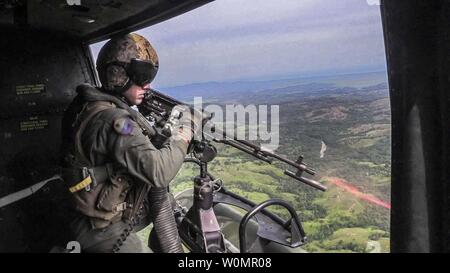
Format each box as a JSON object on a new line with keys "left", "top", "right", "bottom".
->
{"left": 0, "top": 28, "right": 95, "bottom": 252}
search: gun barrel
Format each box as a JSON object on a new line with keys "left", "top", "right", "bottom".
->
{"left": 284, "top": 170, "right": 327, "bottom": 191}
{"left": 213, "top": 127, "right": 316, "bottom": 175}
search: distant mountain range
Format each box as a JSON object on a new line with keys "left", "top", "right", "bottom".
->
{"left": 157, "top": 71, "right": 388, "bottom": 101}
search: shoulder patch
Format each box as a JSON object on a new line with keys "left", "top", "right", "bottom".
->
{"left": 113, "top": 118, "right": 135, "bottom": 135}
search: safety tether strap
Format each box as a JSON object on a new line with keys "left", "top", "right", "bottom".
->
{"left": 0, "top": 175, "right": 62, "bottom": 208}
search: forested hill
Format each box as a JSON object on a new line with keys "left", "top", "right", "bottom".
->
{"left": 168, "top": 72, "right": 391, "bottom": 253}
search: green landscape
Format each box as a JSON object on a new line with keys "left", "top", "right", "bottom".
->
{"left": 144, "top": 72, "right": 391, "bottom": 253}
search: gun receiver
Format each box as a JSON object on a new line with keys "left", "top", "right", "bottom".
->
{"left": 138, "top": 88, "right": 326, "bottom": 192}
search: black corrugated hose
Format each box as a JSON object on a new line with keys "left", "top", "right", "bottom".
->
{"left": 148, "top": 187, "right": 184, "bottom": 253}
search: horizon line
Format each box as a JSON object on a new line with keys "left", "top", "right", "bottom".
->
{"left": 158, "top": 69, "right": 388, "bottom": 89}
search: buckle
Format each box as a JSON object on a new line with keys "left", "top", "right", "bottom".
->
{"left": 113, "top": 202, "right": 128, "bottom": 213}
{"left": 81, "top": 167, "right": 96, "bottom": 192}
{"left": 86, "top": 167, "right": 98, "bottom": 188}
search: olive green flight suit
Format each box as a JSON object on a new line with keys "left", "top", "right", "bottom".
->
{"left": 61, "top": 84, "right": 188, "bottom": 253}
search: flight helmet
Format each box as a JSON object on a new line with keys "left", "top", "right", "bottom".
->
{"left": 96, "top": 33, "right": 159, "bottom": 94}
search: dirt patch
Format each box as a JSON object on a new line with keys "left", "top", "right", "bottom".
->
{"left": 306, "top": 106, "right": 348, "bottom": 122}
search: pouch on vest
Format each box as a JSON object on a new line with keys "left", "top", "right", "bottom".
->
{"left": 68, "top": 169, "right": 132, "bottom": 230}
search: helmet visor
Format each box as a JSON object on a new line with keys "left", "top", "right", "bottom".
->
{"left": 127, "top": 59, "right": 158, "bottom": 87}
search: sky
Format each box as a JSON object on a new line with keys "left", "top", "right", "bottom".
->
{"left": 91, "top": 0, "right": 386, "bottom": 88}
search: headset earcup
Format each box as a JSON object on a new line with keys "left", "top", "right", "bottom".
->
{"left": 105, "top": 64, "right": 130, "bottom": 93}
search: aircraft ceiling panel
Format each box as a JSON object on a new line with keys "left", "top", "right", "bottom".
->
{"left": 27, "top": 0, "right": 158, "bottom": 38}
{"left": 1, "top": 0, "right": 213, "bottom": 43}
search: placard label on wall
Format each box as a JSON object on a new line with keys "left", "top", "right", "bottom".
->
{"left": 20, "top": 116, "right": 49, "bottom": 132}
{"left": 16, "top": 84, "right": 46, "bottom": 95}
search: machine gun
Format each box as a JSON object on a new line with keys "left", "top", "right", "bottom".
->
{"left": 138, "top": 88, "right": 327, "bottom": 253}
{"left": 139, "top": 88, "right": 326, "bottom": 192}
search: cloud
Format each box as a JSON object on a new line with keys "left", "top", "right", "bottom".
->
{"left": 91, "top": 0, "right": 386, "bottom": 87}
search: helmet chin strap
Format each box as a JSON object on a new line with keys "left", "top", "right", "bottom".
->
{"left": 119, "top": 94, "right": 133, "bottom": 106}
{"left": 101, "top": 86, "right": 133, "bottom": 107}
{"left": 120, "top": 78, "right": 138, "bottom": 106}
{"left": 103, "top": 76, "right": 135, "bottom": 105}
